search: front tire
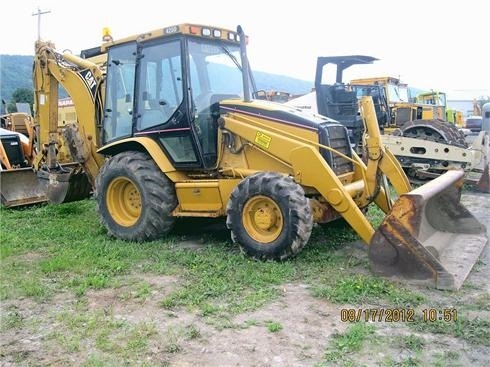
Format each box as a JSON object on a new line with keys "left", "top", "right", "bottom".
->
{"left": 94, "top": 151, "right": 177, "bottom": 241}
{"left": 226, "top": 172, "right": 313, "bottom": 260}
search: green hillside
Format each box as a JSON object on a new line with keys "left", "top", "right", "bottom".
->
{"left": 253, "top": 70, "right": 313, "bottom": 96}
{"left": 1, "top": 55, "right": 34, "bottom": 105}
{"left": 0, "top": 54, "right": 313, "bottom": 106}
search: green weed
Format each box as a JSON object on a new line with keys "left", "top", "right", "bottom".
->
{"left": 321, "top": 323, "right": 376, "bottom": 364}
{"left": 265, "top": 320, "right": 283, "bottom": 332}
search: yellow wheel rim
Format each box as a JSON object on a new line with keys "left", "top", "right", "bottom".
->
{"left": 106, "top": 176, "right": 142, "bottom": 227}
{"left": 242, "top": 195, "right": 283, "bottom": 243}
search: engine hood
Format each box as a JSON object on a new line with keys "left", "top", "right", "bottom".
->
{"left": 219, "top": 98, "right": 339, "bottom": 130}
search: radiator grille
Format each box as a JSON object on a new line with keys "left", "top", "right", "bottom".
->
{"left": 318, "top": 123, "right": 353, "bottom": 175}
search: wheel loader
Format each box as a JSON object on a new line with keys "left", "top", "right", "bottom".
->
{"left": 14, "top": 23, "right": 488, "bottom": 290}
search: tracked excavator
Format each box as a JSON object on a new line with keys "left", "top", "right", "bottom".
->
{"left": 286, "top": 55, "right": 490, "bottom": 192}
{"left": 6, "top": 24, "right": 488, "bottom": 290}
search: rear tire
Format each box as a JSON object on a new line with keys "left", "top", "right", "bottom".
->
{"left": 226, "top": 172, "right": 313, "bottom": 260}
{"left": 95, "top": 151, "right": 177, "bottom": 241}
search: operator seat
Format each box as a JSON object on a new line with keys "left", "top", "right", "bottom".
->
{"left": 139, "top": 99, "right": 170, "bottom": 130}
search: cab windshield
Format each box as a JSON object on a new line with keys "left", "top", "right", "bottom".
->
{"left": 387, "top": 84, "right": 410, "bottom": 103}
{"left": 102, "top": 37, "right": 244, "bottom": 144}
{"left": 188, "top": 40, "right": 243, "bottom": 115}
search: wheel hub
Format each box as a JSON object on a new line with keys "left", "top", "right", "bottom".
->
{"left": 107, "top": 176, "right": 142, "bottom": 226}
{"left": 243, "top": 195, "right": 283, "bottom": 243}
{"left": 253, "top": 206, "right": 277, "bottom": 230}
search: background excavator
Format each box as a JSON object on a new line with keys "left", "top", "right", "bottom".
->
{"left": 286, "top": 55, "right": 490, "bottom": 191}
{"left": 3, "top": 24, "right": 488, "bottom": 290}
{"left": 0, "top": 109, "right": 49, "bottom": 207}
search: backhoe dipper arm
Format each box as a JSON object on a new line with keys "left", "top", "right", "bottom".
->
{"left": 33, "top": 40, "right": 105, "bottom": 184}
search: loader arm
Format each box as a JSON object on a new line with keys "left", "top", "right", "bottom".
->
{"left": 359, "top": 96, "right": 412, "bottom": 204}
{"left": 219, "top": 97, "right": 419, "bottom": 244}
{"left": 219, "top": 110, "right": 381, "bottom": 244}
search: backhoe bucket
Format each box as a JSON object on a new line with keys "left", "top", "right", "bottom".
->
{"left": 369, "top": 170, "right": 488, "bottom": 290}
{"left": 0, "top": 168, "right": 48, "bottom": 208}
{"left": 37, "top": 165, "right": 92, "bottom": 204}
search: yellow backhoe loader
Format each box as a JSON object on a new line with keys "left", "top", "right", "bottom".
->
{"left": 15, "top": 23, "right": 488, "bottom": 290}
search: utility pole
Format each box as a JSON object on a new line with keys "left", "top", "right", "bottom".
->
{"left": 32, "top": 7, "right": 51, "bottom": 40}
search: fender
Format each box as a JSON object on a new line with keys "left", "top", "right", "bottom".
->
{"left": 97, "top": 136, "right": 181, "bottom": 177}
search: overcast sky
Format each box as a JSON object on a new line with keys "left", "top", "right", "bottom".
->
{"left": 1, "top": 0, "right": 489, "bottom": 100}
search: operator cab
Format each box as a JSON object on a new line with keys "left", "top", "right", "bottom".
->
{"left": 101, "top": 25, "right": 245, "bottom": 170}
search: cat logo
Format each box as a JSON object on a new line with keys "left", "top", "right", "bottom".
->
{"left": 79, "top": 70, "right": 97, "bottom": 97}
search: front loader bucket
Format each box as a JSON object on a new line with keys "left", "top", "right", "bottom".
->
{"left": 0, "top": 168, "right": 48, "bottom": 208}
{"left": 370, "top": 170, "right": 488, "bottom": 290}
{"left": 37, "top": 165, "right": 92, "bottom": 204}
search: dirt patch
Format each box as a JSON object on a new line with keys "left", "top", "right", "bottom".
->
{"left": 170, "top": 283, "right": 346, "bottom": 367}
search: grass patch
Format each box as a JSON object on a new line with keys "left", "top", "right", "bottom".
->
{"left": 312, "top": 274, "right": 425, "bottom": 307}
{"left": 378, "top": 334, "right": 426, "bottom": 367}
{"left": 0, "top": 256, "right": 51, "bottom": 301}
{"left": 408, "top": 316, "right": 489, "bottom": 346}
{"left": 320, "top": 323, "right": 376, "bottom": 364}
{"left": 117, "top": 279, "right": 153, "bottom": 302}
{"left": 125, "top": 322, "right": 158, "bottom": 354}
{"left": 185, "top": 324, "right": 201, "bottom": 339}
{"left": 396, "top": 334, "right": 424, "bottom": 353}
{"left": 431, "top": 350, "right": 460, "bottom": 367}
{"left": 1, "top": 200, "right": 139, "bottom": 300}
{"left": 2, "top": 199, "right": 299, "bottom": 315}
{"left": 1, "top": 197, "right": 425, "bottom": 313}
{"left": 157, "top": 246, "right": 296, "bottom": 314}
{"left": 49, "top": 305, "right": 160, "bottom": 360}
{"left": 470, "top": 293, "right": 490, "bottom": 311}
{"left": 0, "top": 305, "right": 25, "bottom": 331}
{"left": 161, "top": 324, "right": 201, "bottom": 354}
{"left": 381, "top": 356, "right": 423, "bottom": 367}
{"left": 366, "top": 204, "right": 386, "bottom": 228}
